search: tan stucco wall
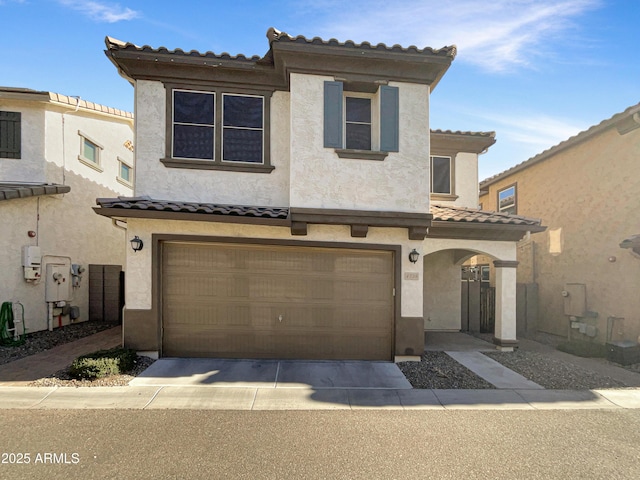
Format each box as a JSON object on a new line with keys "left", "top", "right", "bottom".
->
{"left": 289, "top": 74, "right": 430, "bottom": 213}
{"left": 480, "top": 125, "right": 640, "bottom": 343}
{"left": 0, "top": 99, "right": 133, "bottom": 334}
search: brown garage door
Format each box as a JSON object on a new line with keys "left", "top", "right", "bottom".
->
{"left": 162, "top": 242, "right": 394, "bottom": 360}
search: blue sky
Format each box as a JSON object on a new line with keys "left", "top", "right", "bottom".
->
{"left": 1, "top": 0, "right": 638, "bottom": 179}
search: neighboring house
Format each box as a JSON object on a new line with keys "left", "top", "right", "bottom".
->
{"left": 478, "top": 102, "right": 640, "bottom": 346}
{"left": 95, "top": 28, "right": 543, "bottom": 361}
{"left": 0, "top": 87, "right": 134, "bottom": 335}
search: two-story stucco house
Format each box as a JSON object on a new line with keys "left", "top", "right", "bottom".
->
{"left": 95, "top": 28, "right": 544, "bottom": 361}
{"left": 479, "top": 102, "right": 640, "bottom": 347}
{"left": 0, "top": 87, "right": 134, "bottom": 336}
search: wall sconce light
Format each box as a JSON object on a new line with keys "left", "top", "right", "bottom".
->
{"left": 408, "top": 249, "right": 420, "bottom": 264}
{"left": 130, "top": 236, "right": 144, "bottom": 252}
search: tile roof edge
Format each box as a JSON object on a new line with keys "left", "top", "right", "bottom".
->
{"left": 480, "top": 102, "right": 640, "bottom": 187}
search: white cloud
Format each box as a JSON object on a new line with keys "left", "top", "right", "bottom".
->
{"left": 58, "top": 0, "right": 139, "bottom": 23}
{"left": 305, "top": 0, "right": 601, "bottom": 72}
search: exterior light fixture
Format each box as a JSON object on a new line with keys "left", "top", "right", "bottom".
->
{"left": 408, "top": 249, "right": 420, "bottom": 264}
{"left": 130, "top": 236, "right": 144, "bottom": 252}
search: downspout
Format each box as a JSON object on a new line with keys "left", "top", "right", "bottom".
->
{"left": 61, "top": 96, "right": 81, "bottom": 187}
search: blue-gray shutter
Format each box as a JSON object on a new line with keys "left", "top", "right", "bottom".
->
{"left": 380, "top": 85, "right": 399, "bottom": 152}
{"left": 323, "top": 81, "right": 343, "bottom": 148}
{"left": 0, "top": 111, "right": 21, "bottom": 159}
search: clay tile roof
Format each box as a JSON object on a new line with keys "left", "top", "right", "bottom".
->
{"left": 480, "top": 102, "right": 640, "bottom": 187}
{"left": 431, "top": 129, "right": 495, "bottom": 137}
{"left": 430, "top": 204, "right": 542, "bottom": 226}
{"left": 95, "top": 197, "right": 289, "bottom": 219}
{"left": 104, "top": 36, "right": 262, "bottom": 62}
{"left": 0, "top": 183, "right": 70, "bottom": 201}
{"left": 266, "top": 27, "right": 457, "bottom": 58}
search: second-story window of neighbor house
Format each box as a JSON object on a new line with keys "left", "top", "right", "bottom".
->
{"left": 78, "top": 131, "right": 104, "bottom": 170}
{"left": 345, "top": 97, "right": 372, "bottom": 150}
{"left": 430, "top": 156, "right": 452, "bottom": 195}
{"left": 0, "top": 111, "right": 21, "bottom": 159}
{"left": 172, "top": 90, "right": 215, "bottom": 160}
{"left": 498, "top": 184, "right": 517, "bottom": 214}
{"left": 222, "top": 94, "right": 264, "bottom": 163}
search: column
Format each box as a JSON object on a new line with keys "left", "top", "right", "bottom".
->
{"left": 493, "top": 260, "right": 519, "bottom": 351}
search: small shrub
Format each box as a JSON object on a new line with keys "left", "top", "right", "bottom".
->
{"left": 69, "top": 347, "right": 137, "bottom": 380}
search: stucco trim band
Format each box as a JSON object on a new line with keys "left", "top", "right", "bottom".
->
{"left": 493, "top": 260, "right": 519, "bottom": 268}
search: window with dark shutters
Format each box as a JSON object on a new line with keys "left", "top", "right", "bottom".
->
{"left": 0, "top": 111, "right": 21, "bottom": 159}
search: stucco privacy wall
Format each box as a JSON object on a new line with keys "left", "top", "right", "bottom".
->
{"left": 289, "top": 74, "right": 430, "bottom": 212}
{"left": 134, "top": 79, "right": 291, "bottom": 206}
{"left": 124, "top": 219, "right": 425, "bottom": 319}
{"left": 0, "top": 102, "right": 46, "bottom": 182}
{"left": 480, "top": 122, "right": 640, "bottom": 342}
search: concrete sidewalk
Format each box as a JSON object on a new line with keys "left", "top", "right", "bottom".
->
{"left": 0, "top": 385, "right": 639, "bottom": 410}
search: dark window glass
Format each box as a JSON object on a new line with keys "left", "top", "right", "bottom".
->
{"left": 173, "top": 124, "right": 214, "bottom": 160}
{"left": 345, "top": 97, "right": 371, "bottom": 150}
{"left": 223, "top": 129, "right": 263, "bottom": 163}
{"left": 346, "top": 97, "right": 371, "bottom": 123}
{"left": 223, "top": 95, "right": 263, "bottom": 128}
{"left": 432, "top": 156, "right": 451, "bottom": 194}
{"left": 345, "top": 123, "right": 372, "bottom": 150}
{"left": 173, "top": 91, "right": 214, "bottom": 125}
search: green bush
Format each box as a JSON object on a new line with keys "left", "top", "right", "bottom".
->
{"left": 69, "top": 347, "right": 137, "bottom": 380}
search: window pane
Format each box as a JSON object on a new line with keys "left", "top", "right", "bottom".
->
{"left": 432, "top": 156, "right": 451, "bottom": 194}
{"left": 345, "top": 123, "right": 371, "bottom": 150}
{"left": 223, "top": 95, "right": 263, "bottom": 128}
{"left": 346, "top": 97, "right": 371, "bottom": 123}
{"left": 120, "top": 163, "right": 131, "bottom": 181}
{"left": 499, "top": 186, "right": 516, "bottom": 213}
{"left": 83, "top": 139, "right": 97, "bottom": 163}
{"left": 223, "top": 128, "right": 263, "bottom": 163}
{"left": 174, "top": 91, "right": 214, "bottom": 125}
{"left": 173, "top": 124, "right": 214, "bottom": 159}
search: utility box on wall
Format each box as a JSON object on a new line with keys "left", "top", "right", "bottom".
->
{"left": 562, "top": 283, "right": 587, "bottom": 317}
{"left": 89, "top": 264, "right": 123, "bottom": 323}
{"left": 45, "top": 263, "right": 72, "bottom": 302}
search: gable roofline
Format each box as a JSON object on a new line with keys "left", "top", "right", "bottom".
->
{"left": 105, "top": 27, "right": 456, "bottom": 90}
{"left": 0, "top": 86, "right": 133, "bottom": 121}
{"left": 480, "top": 102, "right": 640, "bottom": 188}
{"left": 430, "top": 129, "right": 496, "bottom": 154}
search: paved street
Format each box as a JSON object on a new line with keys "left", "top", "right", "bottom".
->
{"left": 1, "top": 409, "right": 639, "bottom": 479}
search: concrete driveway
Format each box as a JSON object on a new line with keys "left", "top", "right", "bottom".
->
{"left": 129, "top": 358, "right": 413, "bottom": 389}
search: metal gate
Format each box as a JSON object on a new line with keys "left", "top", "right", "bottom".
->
{"left": 461, "top": 266, "right": 495, "bottom": 333}
{"left": 479, "top": 285, "right": 495, "bottom": 333}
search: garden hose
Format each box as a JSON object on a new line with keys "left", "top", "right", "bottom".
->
{"left": 0, "top": 301, "right": 26, "bottom": 346}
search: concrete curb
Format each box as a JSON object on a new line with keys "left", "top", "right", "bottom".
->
{"left": 1, "top": 386, "right": 638, "bottom": 411}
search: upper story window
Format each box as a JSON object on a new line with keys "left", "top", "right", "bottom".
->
{"left": 0, "top": 111, "right": 21, "bottom": 159}
{"left": 173, "top": 90, "right": 215, "bottom": 160}
{"left": 117, "top": 157, "right": 133, "bottom": 187}
{"left": 345, "top": 97, "right": 372, "bottom": 150}
{"left": 324, "top": 81, "right": 398, "bottom": 161}
{"left": 163, "top": 87, "right": 273, "bottom": 173}
{"left": 430, "top": 156, "right": 452, "bottom": 195}
{"left": 78, "top": 131, "right": 104, "bottom": 171}
{"left": 498, "top": 184, "right": 517, "bottom": 214}
{"left": 222, "top": 94, "right": 264, "bottom": 163}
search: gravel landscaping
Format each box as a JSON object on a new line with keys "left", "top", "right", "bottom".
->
{"left": 397, "top": 352, "right": 495, "bottom": 389}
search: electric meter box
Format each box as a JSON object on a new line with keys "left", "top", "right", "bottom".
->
{"left": 22, "top": 245, "right": 42, "bottom": 267}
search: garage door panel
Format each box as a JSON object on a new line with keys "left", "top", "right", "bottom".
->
{"left": 162, "top": 242, "right": 394, "bottom": 360}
